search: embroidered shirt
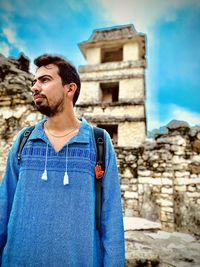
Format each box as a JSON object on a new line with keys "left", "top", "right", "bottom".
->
{"left": 0, "top": 118, "right": 125, "bottom": 267}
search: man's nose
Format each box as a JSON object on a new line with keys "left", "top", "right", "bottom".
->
{"left": 31, "top": 81, "right": 42, "bottom": 93}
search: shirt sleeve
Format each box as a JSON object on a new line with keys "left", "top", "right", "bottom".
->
{"left": 0, "top": 133, "right": 21, "bottom": 264}
{"left": 101, "top": 131, "right": 125, "bottom": 267}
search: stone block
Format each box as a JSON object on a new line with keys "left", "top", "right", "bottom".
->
{"left": 123, "top": 168, "right": 133, "bottom": 178}
{"left": 161, "top": 187, "right": 173, "bottom": 194}
{"left": 175, "top": 161, "right": 189, "bottom": 168}
{"left": 123, "top": 42, "right": 139, "bottom": 61}
{"left": 192, "top": 155, "right": 200, "bottom": 162}
{"left": 161, "top": 178, "right": 173, "bottom": 185}
{"left": 84, "top": 47, "right": 101, "bottom": 64}
{"left": 131, "top": 185, "right": 138, "bottom": 191}
{"left": 189, "top": 163, "right": 200, "bottom": 174}
{"left": 187, "top": 184, "right": 196, "bottom": 190}
{"left": 157, "top": 135, "right": 186, "bottom": 146}
{"left": 162, "top": 172, "right": 173, "bottom": 178}
{"left": 197, "top": 185, "right": 200, "bottom": 190}
{"left": 175, "top": 178, "right": 190, "bottom": 185}
{"left": 78, "top": 81, "right": 99, "bottom": 103}
{"left": 121, "top": 178, "right": 129, "bottom": 185}
{"left": 124, "top": 208, "right": 136, "bottom": 217}
{"left": 172, "top": 155, "right": 186, "bottom": 164}
{"left": 152, "top": 186, "right": 161, "bottom": 193}
{"left": 119, "top": 78, "right": 144, "bottom": 100}
{"left": 124, "top": 191, "right": 138, "bottom": 199}
{"left": 125, "top": 154, "right": 136, "bottom": 162}
{"left": 120, "top": 184, "right": 130, "bottom": 191}
{"left": 153, "top": 173, "right": 162, "bottom": 178}
{"left": 174, "top": 185, "right": 187, "bottom": 191}
{"left": 138, "top": 177, "right": 153, "bottom": 184}
{"left": 160, "top": 211, "right": 174, "bottom": 222}
{"left": 175, "top": 171, "right": 190, "bottom": 178}
{"left": 160, "top": 199, "right": 173, "bottom": 207}
{"left": 161, "top": 206, "right": 173, "bottom": 212}
{"left": 187, "top": 192, "right": 200, "bottom": 198}
{"left": 118, "top": 122, "right": 146, "bottom": 147}
{"left": 138, "top": 184, "right": 144, "bottom": 194}
{"left": 176, "top": 178, "right": 200, "bottom": 185}
{"left": 192, "top": 139, "right": 200, "bottom": 153}
{"left": 138, "top": 170, "right": 151, "bottom": 176}
{"left": 160, "top": 212, "right": 168, "bottom": 222}
{"left": 129, "top": 178, "right": 137, "bottom": 184}
{"left": 153, "top": 162, "right": 159, "bottom": 168}
{"left": 162, "top": 222, "right": 175, "bottom": 231}
{"left": 151, "top": 178, "right": 162, "bottom": 185}
{"left": 126, "top": 199, "right": 138, "bottom": 206}
{"left": 171, "top": 146, "right": 185, "bottom": 155}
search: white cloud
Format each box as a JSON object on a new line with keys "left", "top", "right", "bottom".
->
{"left": 169, "top": 105, "right": 200, "bottom": 126}
{"left": 147, "top": 104, "right": 200, "bottom": 131}
{"left": 2, "top": 24, "right": 29, "bottom": 58}
{"left": 65, "top": 0, "right": 84, "bottom": 12}
{"left": 0, "top": 42, "right": 10, "bottom": 57}
{"left": 3, "top": 28, "right": 17, "bottom": 44}
{"left": 100, "top": 0, "right": 200, "bottom": 32}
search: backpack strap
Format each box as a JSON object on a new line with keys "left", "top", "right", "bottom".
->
{"left": 93, "top": 126, "right": 105, "bottom": 231}
{"left": 17, "top": 126, "right": 35, "bottom": 163}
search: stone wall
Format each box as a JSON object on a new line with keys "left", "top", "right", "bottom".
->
{"left": 118, "top": 121, "right": 200, "bottom": 237}
{"left": 0, "top": 54, "right": 42, "bottom": 177}
{"left": 0, "top": 55, "right": 200, "bottom": 238}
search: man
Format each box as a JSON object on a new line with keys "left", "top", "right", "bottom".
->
{"left": 0, "top": 54, "right": 125, "bottom": 266}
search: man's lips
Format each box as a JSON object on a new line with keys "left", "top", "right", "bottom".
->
{"left": 33, "top": 94, "right": 46, "bottom": 101}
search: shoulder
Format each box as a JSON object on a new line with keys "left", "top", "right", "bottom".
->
{"left": 10, "top": 123, "right": 39, "bottom": 153}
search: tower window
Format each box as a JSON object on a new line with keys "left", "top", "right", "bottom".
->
{"left": 97, "top": 124, "right": 118, "bottom": 145}
{"left": 101, "top": 47, "right": 123, "bottom": 63}
{"left": 100, "top": 82, "right": 119, "bottom": 103}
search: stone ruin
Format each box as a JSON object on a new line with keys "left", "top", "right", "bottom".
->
{"left": 0, "top": 24, "right": 200, "bottom": 266}
{"left": 77, "top": 24, "right": 146, "bottom": 147}
{"left": 0, "top": 53, "right": 43, "bottom": 175}
{"left": 118, "top": 121, "right": 200, "bottom": 237}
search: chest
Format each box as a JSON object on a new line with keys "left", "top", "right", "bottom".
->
{"left": 20, "top": 141, "right": 96, "bottom": 174}
{"left": 45, "top": 131, "right": 78, "bottom": 152}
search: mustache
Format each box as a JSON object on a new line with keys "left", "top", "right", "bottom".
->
{"left": 32, "top": 92, "right": 46, "bottom": 98}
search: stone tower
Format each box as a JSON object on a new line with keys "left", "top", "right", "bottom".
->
{"left": 76, "top": 24, "right": 146, "bottom": 147}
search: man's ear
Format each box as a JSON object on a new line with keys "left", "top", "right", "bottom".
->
{"left": 65, "top": 83, "right": 77, "bottom": 100}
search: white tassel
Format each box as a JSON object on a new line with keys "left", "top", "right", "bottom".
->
{"left": 63, "top": 172, "right": 69, "bottom": 185}
{"left": 41, "top": 169, "right": 48, "bottom": 181}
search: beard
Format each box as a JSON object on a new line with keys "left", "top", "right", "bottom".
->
{"left": 35, "top": 94, "right": 65, "bottom": 117}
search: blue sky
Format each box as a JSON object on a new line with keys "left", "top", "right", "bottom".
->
{"left": 0, "top": 0, "right": 200, "bottom": 131}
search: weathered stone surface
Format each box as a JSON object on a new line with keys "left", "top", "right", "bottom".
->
{"left": 192, "top": 139, "right": 200, "bottom": 153}
{"left": 81, "top": 24, "right": 139, "bottom": 43}
{"left": 124, "top": 217, "right": 161, "bottom": 231}
{"left": 125, "top": 223, "right": 200, "bottom": 267}
{"left": 166, "top": 120, "right": 190, "bottom": 131}
{"left": 189, "top": 163, "right": 200, "bottom": 174}
{"left": 124, "top": 191, "right": 138, "bottom": 199}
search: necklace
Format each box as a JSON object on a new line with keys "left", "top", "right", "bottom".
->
{"left": 45, "top": 122, "right": 78, "bottom": 138}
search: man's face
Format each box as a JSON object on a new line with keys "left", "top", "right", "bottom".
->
{"left": 31, "top": 64, "right": 66, "bottom": 117}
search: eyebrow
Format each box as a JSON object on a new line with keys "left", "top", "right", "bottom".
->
{"left": 32, "top": 74, "right": 52, "bottom": 84}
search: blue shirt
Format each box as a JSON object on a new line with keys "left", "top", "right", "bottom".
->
{"left": 0, "top": 118, "right": 125, "bottom": 267}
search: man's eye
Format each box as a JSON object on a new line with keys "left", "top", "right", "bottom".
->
{"left": 42, "top": 77, "right": 50, "bottom": 82}
{"left": 32, "top": 80, "right": 36, "bottom": 86}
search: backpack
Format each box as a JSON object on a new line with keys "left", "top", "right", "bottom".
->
{"left": 17, "top": 125, "right": 105, "bottom": 231}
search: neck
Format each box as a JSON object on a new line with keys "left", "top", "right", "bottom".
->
{"left": 45, "top": 107, "right": 80, "bottom": 131}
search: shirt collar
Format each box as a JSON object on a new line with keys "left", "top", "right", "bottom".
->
{"left": 28, "top": 118, "right": 90, "bottom": 144}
